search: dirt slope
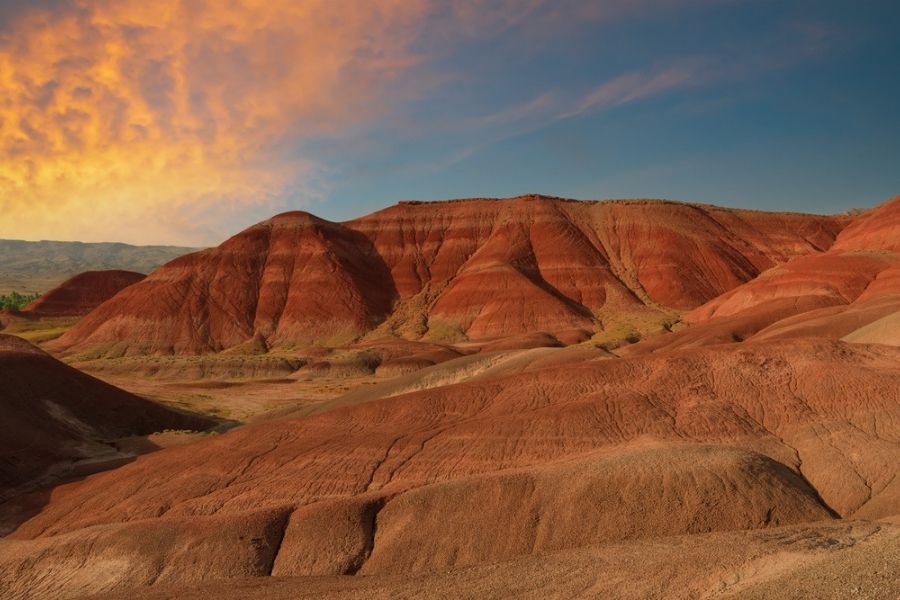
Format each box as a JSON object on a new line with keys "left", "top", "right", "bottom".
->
{"left": 2, "top": 338, "right": 898, "bottom": 599}
{"left": 80, "top": 520, "right": 900, "bottom": 600}
{"left": 0, "top": 334, "right": 211, "bottom": 498}
{"left": 48, "top": 196, "right": 844, "bottom": 355}
{"left": 617, "top": 197, "right": 900, "bottom": 354}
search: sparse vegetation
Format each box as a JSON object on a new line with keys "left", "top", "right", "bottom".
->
{"left": 423, "top": 319, "right": 468, "bottom": 343}
{"left": 0, "top": 314, "right": 78, "bottom": 343}
{"left": 588, "top": 308, "right": 681, "bottom": 350}
{"left": 13, "top": 325, "right": 72, "bottom": 344}
{"left": 0, "top": 291, "right": 40, "bottom": 311}
{"left": 159, "top": 428, "right": 220, "bottom": 437}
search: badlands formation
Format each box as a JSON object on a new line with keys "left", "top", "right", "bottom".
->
{"left": 1, "top": 195, "right": 899, "bottom": 599}
{"left": 50, "top": 196, "right": 845, "bottom": 354}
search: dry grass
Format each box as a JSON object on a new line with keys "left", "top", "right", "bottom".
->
{"left": 0, "top": 315, "right": 78, "bottom": 343}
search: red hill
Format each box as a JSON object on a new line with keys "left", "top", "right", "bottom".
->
{"left": 831, "top": 195, "right": 900, "bottom": 253}
{"left": 22, "top": 270, "right": 145, "bottom": 317}
{"left": 680, "top": 197, "right": 900, "bottom": 345}
{"left": 48, "top": 196, "right": 845, "bottom": 355}
{"left": 1, "top": 196, "right": 898, "bottom": 600}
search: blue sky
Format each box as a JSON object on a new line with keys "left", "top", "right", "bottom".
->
{"left": 1, "top": 0, "right": 898, "bottom": 244}
{"left": 320, "top": 0, "right": 900, "bottom": 221}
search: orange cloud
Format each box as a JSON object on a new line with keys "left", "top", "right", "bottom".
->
{"left": 0, "top": 0, "right": 712, "bottom": 244}
{"left": 0, "top": 0, "right": 436, "bottom": 244}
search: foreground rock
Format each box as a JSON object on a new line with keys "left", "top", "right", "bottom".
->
{"left": 82, "top": 520, "right": 900, "bottom": 600}
{"left": 2, "top": 338, "right": 898, "bottom": 598}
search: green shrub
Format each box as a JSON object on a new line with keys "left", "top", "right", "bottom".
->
{"left": 0, "top": 291, "right": 40, "bottom": 311}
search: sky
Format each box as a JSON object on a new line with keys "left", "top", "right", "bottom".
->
{"left": 0, "top": 0, "right": 898, "bottom": 246}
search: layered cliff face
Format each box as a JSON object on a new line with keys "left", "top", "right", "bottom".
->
{"left": 49, "top": 196, "right": 846, "bottom": 355}
{"left": 21, "top": 270, "right": 145, "bottom": 317}
{"left": 350, "top": 198, "right": 844, "bottom": 337}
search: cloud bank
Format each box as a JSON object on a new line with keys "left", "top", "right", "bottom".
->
{"left": 0, "top": 0, "right": 444, "bottom": 243}
{"left": 0, "top": 0, "right": 770, "bottom": 244}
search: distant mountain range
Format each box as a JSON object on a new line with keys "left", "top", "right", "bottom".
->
{"left": 0, "top": 239, "right": 200, "bottom": 294}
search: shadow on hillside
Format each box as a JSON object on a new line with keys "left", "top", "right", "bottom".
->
{"left": 0, "top": 448, "right": 150, "bottom": 537}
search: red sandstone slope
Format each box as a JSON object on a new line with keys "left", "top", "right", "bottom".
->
{"left": 22, "top": 270, "right": 145, "bottom": 317}
{"left": 831, "top": 195, "right": 900, "bottom": 253}
{"left": 49, "top": 196, "right": 845, "bottom": 355}
{"left": 2, "top": 338, "right": 898, "bottom": 599}
{"left": 0, "top": 334, "right": 211, "bottom": 497}
{"left": 77, "top": 518, "right": 900, "bottom": 600}
{"left": 675, "top": 197, "right": 900, "bottom": 346}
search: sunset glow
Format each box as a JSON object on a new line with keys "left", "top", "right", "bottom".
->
{"left": 1, "top": 1, "right": 898, "bottom": 244}
{"left": 1, "top": 0, "right": 439, "bottom": 243}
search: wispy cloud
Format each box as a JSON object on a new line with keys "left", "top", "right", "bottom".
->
{"left": 414, "top": 59, "right": 711, "bottom": 174}
{"left": 419, "top": 15, "right": 841, "bottom": 174}
{"left": 563, "top": 59, "right": 710, "bottom": 118}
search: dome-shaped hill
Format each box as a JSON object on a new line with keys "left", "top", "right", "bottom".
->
{"left": 832, "top": 195, "right": 900, "bottom": 253}
{"left": 22, "top": 270, "right": 145, "bottom": 317}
